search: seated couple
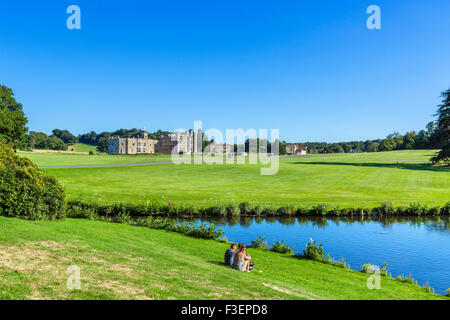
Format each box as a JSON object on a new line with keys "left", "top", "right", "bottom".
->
{"left": 224, "top": 243, "right": 253, "bottom": 272}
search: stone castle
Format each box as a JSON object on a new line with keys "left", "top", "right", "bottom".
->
{"left": 285, "top": 143, "right": 307, "bottom": 155}
{"left": 107, "top": 131, "right": 199, "bottom": 155}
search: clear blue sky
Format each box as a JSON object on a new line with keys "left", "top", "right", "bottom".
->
{"left": 1, "top": 0, "right": 449, "bottom": 142}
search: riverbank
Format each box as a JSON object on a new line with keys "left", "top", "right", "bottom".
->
{"left": 0, "top": 217, "right": 447, "bottom": 300}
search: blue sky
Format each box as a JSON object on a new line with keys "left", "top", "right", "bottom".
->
{"left": 0, "top": 0, "right": 449, "bottom": 142}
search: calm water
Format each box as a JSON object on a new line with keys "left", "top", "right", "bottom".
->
{"left": 184, "top": 216, "right": 450, "bottom": 295}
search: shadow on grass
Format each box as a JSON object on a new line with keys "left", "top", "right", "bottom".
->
{"left": 209, "top": 261, "right": 228, "bottom": 267}
{"left": 292, "top": 161, "right": 450, "bottom": 172}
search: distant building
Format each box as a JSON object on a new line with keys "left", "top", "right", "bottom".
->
{"left": 205, "top": 143, "right": 234, "bottom": 156}
{"left": 286, "top": 143, "right": 307, "bottom": 155}
{"left": 108, "top": 130, "right": 199, "bottom": 155}
{"left": 108, "top": 132, "right": 158, "bottom": 155}
{"left": 156, "top": 130, "right": 198, "bottom": 155}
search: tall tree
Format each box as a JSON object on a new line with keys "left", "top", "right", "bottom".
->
{"left": 0, "top": 85, "right": 28, "bottom": 149}
{"left": 431, "top": 88, "right": 450, "bottom": 164}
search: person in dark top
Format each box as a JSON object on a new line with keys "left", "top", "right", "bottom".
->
{"left": 224, "top": 243, "right": 237, "bottom": 266}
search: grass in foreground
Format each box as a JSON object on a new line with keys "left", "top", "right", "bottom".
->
{"left": 41, "top": 150, "right": 449, "bottom": 208}
{"left": 0, "top": 217, "right": 446, "bottom": 300}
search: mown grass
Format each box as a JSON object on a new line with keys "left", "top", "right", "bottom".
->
{"left": 0, "top": 217, "right": 446, "bottom": 300}
{"left": 39, "top": 150, "right": 449, "bottom": 208}
{"left": 18, "top": 152, "right": 174, "bottom": 166}
{"left": 67, "top": 143, "right": 98, "bottom": 153}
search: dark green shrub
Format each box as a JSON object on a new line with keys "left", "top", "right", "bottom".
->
{"left": 303, "top": 240, "right": 325, "bottom": 261}
{"left": 446, "top": 288, "right": 450, "bottom": 297}
{"left": 67, "top": 205, "right": 97, "bottom": 220}
{"left": 252, "top": 205, "right": 263, "bottom": 216}
{"left": 239, "top": 202, "right": 252, "bottom": 215}
{"left": 407, "top": 203, "right": 428, "bottom": 216}
{"left": 89, "top": 151, "right": 94, "bottom": 155}
{"left": 428, "top": 206, "right": 441, "bottom": 216}
{"left": 208, "top": 205, "right": 227, "bottom": 216}
{"left": 310, "top": 204, "right": 327, "bottom": 216}
{"left": 225, "top": 204, "right": 240, "bottom": 216}
{"left": 378, "top": 201, "right": 395, "bottom": 215}
{"left": 276, "top": 206, "right": 295, "bottom": 216}
{"left": 262, "top": 207, "right": 277, "bottom": 216}
{"left": 113, "top": 212, "right": 132, "bottom": 224}
{"left": 440, "top": 202, "right": 450, "bottom": 215}
{"left": 396, "top": 206, "right": 408, "bottom": 215}
{"left": 0, "top": 140, "right": 65, "bottom": 220}
{"left": 295, "top": 206, "right": 307, "bottom": 216}
{"left": 271, "top": 240, "right": 294, "bottom": 254}
{"left": 250, "top": 236, "right": 268, "bottom": 249}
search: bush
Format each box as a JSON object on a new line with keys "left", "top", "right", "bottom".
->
{"left": 136, "top": 217, "right": 224, "bottom": 240}
{"left": 378, "top": 201, "right": 395, "bottom": 215}
{"left": 250, "top": 236, "right": 268, "bottom": 249}
{"left": 253, "top": 205, "right": 263, "bottom": 216}
{"left": 303, "top": 240, "right": 325, "bottom": 261}
{"left": 239, "top": 202, "right": 252, "bottom": 215}
{"left": 262, "top": 207, "right": 277, "bottom": 216}
{"left": 379, "top": 262, "right": 389, "bottom": 276}
{"left": 0, "top": 140, "right": 65, "bottom": 220}
{"left": 407, "top": 203, "right": 428, "bottom": 216}
{"left": 225, "top": 204, "right": 240, "bottom": 216}
{"left": 396, "top": 273, "right": 415, "bottom": 284}
{"left": 440, "top": 202, "right": 450, "bottom": 215}
{"left": 276, "top": 206, "right": 295, "bottom": 216}
{"left": 361, "top": 263, "right": 388, "bottom": 276}
{"left": 271, "top": 240, "right": 294, "bottom": 254}
{"left": 113, "top": 212, "right": 132, "bottom": 224}
{"left": 209, "top": 205, "right": 227, "bottom": 216}
{"left": 446, "top": 288, "right": 450, "bottom": 297}
{"left": 89, "top": 151, "right": 95, "bottom": 155}
{"left": 311, "top": 204, "right": 328, "bottom": 216}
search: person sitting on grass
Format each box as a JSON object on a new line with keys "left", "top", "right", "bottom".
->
{"left": 233, "top": 245, "right": 252, "bottom": 272}
{"left": 224, "top": 243, "right": 237, "bottom": 266}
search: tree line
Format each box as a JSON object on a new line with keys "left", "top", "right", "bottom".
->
{"left": 1, "top": 84, "right": 448, "bottom": 164}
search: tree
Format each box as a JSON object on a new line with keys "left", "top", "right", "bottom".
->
{"left": 331, "top": 145, "right": 345, "bottom": 153}
{"left": 367, "top": 142, "right": 380, "bottom": 152}
{"left": 46, "top": 136, "right": 67, "bottom": 150}
{"left": 28, "top": 131, "right": 49, "bottom": 149}
{"left": 52, "top": 129, "right": 78, "bottom": 144}
{"left": 78, "top": 131, "right": 98, "bottom": 144}
{"left": 96, "top": 132, "right": 112, "bottom": 153}
{"left": 431, "top": 88, "right": 450, "bottom": 164}
{"left": 0, "top": 85, "right": 28, "bottom": 149}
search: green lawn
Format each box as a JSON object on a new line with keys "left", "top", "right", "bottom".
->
{"left": 0, "top": 217, "right": 445, "bottom": 300}
{"left": 67, "top": 143, "right": 98, "bottom": 153}
{"left": 41, "top": 150, "right": 449, "bottom": 208}
{"left": 18, "top": 152, "right": 174, "bottom": 166}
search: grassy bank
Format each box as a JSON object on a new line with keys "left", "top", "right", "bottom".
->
{"left": 39, "top": 150, "right": 449, "bottom": 208}
{"left": 0, "top": 217, "right": 446, "bottom": 300}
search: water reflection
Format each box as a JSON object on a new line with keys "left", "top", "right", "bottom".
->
{"left": 182, "top": 215, "right": 450, "bottom": 234}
